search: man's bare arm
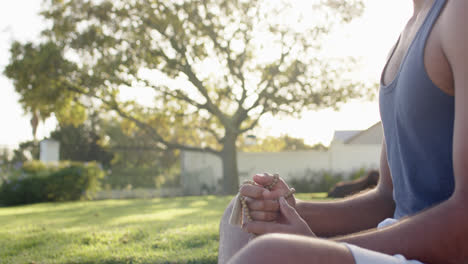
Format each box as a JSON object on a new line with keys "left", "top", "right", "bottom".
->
{"left": 242, "top": 141, "right": 395, "bottom": 237}
{"left": 296, "top": 140, "right": 395, "bottom": 237}
{"left": 333, "top": 2, "right": 468, "bottom": 263}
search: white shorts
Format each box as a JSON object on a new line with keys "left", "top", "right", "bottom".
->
{"left": 344, "top": 219, "right": 424, "bottom": 264}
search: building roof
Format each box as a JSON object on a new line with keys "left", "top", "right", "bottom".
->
{"left": 332, "top": 130, "right": 361, "bottom": 143}
{"left": 332, "top": 122, "right": 383, "bottom": 145}
{"left": 345, "top": 122, "right": 383, "bottom": 144}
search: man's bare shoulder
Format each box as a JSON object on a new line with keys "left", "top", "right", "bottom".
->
{"left": 440, "top": 0, "right": 468, "bottom": 60}
{"left": 443, "top": 0, "right": 468, "bottom": 20}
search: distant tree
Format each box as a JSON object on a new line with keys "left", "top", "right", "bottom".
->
{"left": 4, "top": 0, "right": 366, "bottom": 194}
{"left": 240, "top": 135, "right": 327, "bottom": 152}
{"left": 50, "top": 115, "right": 178, "bottom": 169}
{"left": 102, "top": 117, "right": 178, "bottom": 170}
{"left": 11, "top": 141, "right": 39, "bottom": 164}
{"left": 50, "top": 124, "right": 114, "bottom": 168}
{"left": 101, "top": 117, "right": 180, "bottom": 189}
{"left": 281, "top": 135, "right": 327, "bottom": 151}
{"left": 0, "top": 148, "right": 13, "bottom": 182}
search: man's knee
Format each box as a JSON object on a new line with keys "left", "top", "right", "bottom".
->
{"left": 229, "top": 234, "right": 354, "bottom": 264}
{"left": 220, "top": 197, "right": 236, "bottom": 227}
{"left": 249, "top": 233, "right": 304, "bottom": 252}
{"left": 218, "top": 197, "right": 250, "bottom": 264}
{"left": 228, "top": 234, "right": 301, "bottom": 263}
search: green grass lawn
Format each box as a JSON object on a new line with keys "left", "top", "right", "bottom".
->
{"left": 0, "top": 193, "right": 326, "bottom": 264}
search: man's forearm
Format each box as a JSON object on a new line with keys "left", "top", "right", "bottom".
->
{"left": 334, "top": 196, "right": 468, "bottom": 264}
{"left": 296, "top": 189, "right": 395, "bottom": 237}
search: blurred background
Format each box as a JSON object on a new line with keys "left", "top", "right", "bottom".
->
{"left": 0, "top": 0, "right": 412, "bottom": 203}
{"left": 0, "top": 1, "right": 417, "bottom": 263}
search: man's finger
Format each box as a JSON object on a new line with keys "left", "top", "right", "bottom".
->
{"left": 253, "top": 173, "right": 275, "bottom": 186}
{"left": 262, "top": 188, "right": 286, "bottom": 200}
{"left": 253, "top": 173, "right": 291, "bottom": 200}
{"left": 246, "top": 198, "right": 279, "bottom": 212}
{"left": 244, "top": 221, "right": 289, "bottom": 235}
{"left": 249, "top": 210, "right": 279, "bottom": 222}
{"left": 239, "top": 184, "right": 265, "bottom": 199}
{"left": 279, "top": 196, "right": 300, "bottom": 222}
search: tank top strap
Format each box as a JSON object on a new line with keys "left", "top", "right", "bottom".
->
{"left": 414, "top": 0, "right": 447, "bottom": 52}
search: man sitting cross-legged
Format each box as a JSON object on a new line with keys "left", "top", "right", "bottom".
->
{"left": 218, "top": 0, "right": 468, "bottom": 263}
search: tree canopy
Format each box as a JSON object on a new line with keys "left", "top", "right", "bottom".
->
{"left": 4, "top": 0, "right": 366, "bottom": 194}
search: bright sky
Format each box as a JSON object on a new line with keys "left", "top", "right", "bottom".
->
{"left": 0, "top": 0, "right": 412, "bottom": 149}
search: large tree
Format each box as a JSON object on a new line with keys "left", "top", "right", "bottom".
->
{"left": 4, "top": 0, "right": 366, "bottom": 194}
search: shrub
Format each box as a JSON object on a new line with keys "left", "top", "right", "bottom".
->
{"left": 289, "top": 169, "right": 345, "bottom": 193}
{"left": 289, "top": 168, "right": 372, "bottom": 193}
{"left": 350, "top": 167, "right": 367, "bottom": 180}
{"left": 21, "top": 160, "right": 49, "bottom": 175}
{"left": 44, "top": 163, "right": 104, "bottom": 201}
{"left": 0, "top": 175, "right": 46, "bottom": 205}
{"left": 0, "top": 161, "right": 104, "bottom": 206}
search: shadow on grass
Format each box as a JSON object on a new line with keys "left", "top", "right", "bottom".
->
{"left": 0, "top": 196, "right": 233, "bottom": 264}
{"left": 0, "top": 230, "right": 76, "bottom": 260}
{"left": 0, "top": 196, "right": 233, "bottom": 228}
{"left": 66, "top": 255, "right": 217, "bottom": 264}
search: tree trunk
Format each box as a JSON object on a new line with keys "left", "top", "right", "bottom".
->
{"left": 221, "top": 133, "right": 240, "bottom": 195}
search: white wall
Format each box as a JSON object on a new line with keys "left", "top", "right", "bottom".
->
{"left": 328, "top": 143, "right": 381, "bottom": 173}
{"left": 181, "top": 144, "right": 381, "bottom": 195}
{"left": 237, "top": 151, "right": 329, "bottom": 182}
{"left": 180, "top": 150, "right": 223, "bottom": 195}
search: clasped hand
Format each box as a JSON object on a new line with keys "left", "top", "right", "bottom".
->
{"left": 239, "top": 173, "right": 315, "bottom": 237}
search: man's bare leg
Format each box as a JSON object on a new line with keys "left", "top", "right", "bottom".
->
{"left": 228, "top": 233, "right": 355, "bottom": 264}
{"left": 218, "top": 197, "right": 251, "bottom": 264}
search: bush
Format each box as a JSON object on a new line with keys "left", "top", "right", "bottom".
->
{"left": 44, "top": 163, "right": 104, "bottom": 201}
{"left": 289, "top": 168, "right": 372, "bottom": 193}
{"left": 0, "top": 161, "right": 104, "bottom": 206}
{"left": 21, "top": 160, "right": 49, "bottom": 175}
{"left": 0, "top": 176, "right": 46, "bottom": 206}
{"left": 350, "top": 167, "right": 367, "bottom": 180}
{"left": 289, "top": 169, "right": 345, "bottom": 193}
